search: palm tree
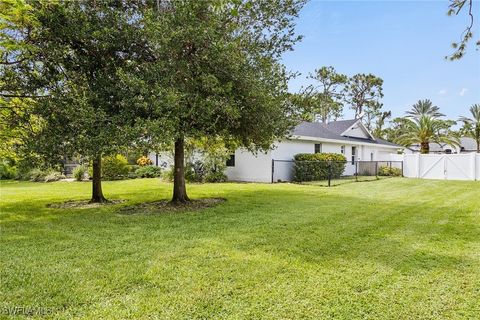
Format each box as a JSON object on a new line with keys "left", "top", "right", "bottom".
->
{"left": 395, "top": 116, "right": 459, "bottom": 154}
{"left": 406, "top": 99, "right": 445, "bottom": 118}
{"left": 459, "top": 104, "right": 480, "bottom": 152}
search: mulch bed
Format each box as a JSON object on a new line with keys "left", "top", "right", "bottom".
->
{"left": 118, "top": 198, "right": 226, "bottom": 215}
{"left": 47, "top": 199, "right": 126, "bottom": 209}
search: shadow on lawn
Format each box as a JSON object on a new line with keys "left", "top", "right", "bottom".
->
{"left": 1, "top": 180, "right": 478, "bottom": 275}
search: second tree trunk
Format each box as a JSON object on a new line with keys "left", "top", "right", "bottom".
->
{"left": 172, "top": 137, "right": 190, "bottom": 203}
{"left": 91, "top": 154, "right": 108, "bottom": 203}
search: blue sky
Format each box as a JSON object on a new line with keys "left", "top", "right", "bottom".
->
{"left": 283, "top": 0, "right": 480, "bottom": 122}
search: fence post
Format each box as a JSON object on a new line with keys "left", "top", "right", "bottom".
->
{"left": 271, "top": 159, "right": 274, "bottom": 183}
{"left": 375, "top": 161, "right": 378, "bottom": 179}
{"left": 328, "top": 161, "right": 332, "bottom": 187}
{"left": 355, "top": 161, "right": 358, "bottom": 182}
{"left": 401, "top": 160, "right": 404, "bottom": 177}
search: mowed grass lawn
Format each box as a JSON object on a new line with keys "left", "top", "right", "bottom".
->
{"left": 1, "top": 178, "right": 479, "bottom": 319}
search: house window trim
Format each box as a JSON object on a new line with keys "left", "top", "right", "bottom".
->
{"left": 351, "top": 146, "right": 356, "bottom": 165}
{"left": 314, "top": 143, "right": 322, "bottom": 154}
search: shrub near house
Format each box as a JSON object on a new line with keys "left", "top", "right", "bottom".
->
{"left": 88, "top": 155, "right": 130, "bottom": 180}
{"left": 294, "top": 153, "right": 347, "bottom": 182}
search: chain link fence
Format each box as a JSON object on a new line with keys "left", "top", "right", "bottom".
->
{"left": 272, "top": 160, "right": 403, "bottom": 186}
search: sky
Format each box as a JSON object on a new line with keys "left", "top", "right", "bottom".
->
{"left": 282, "top": 0, "right": 480, "bottom": 122}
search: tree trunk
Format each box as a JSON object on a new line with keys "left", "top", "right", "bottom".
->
{"left": 91, "top": 154, "right": 108, "bottom": 203}
{"left": 420, "top": 142, "right": 429, "bottom": 154}
{"left": 172, "top": 137, "right": 190, "bottom": 203}
{"left": 477, "top": 139, "right": 479, "bottom": 153}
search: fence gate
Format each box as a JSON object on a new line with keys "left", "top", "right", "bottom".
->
{"left": 409, "top": 154, "right": 477, "bottom": 180}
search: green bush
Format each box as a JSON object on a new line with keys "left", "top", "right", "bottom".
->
{"left": 44, "top": 171, "right": 66, "bottom": 182}
{"left": 185, "top": 161, "right": 205, "bottom": 182}
{"left": 184, "top": 160, "right": 227, "bottom": 183}
{"left": 135, "top": 165, "right": 162, "bottom": 178}
{"left": 378, "top": 166, "right": 402, "bottom": 177}
{"left": 0, "top": 161, "right": 16, "bottom": 180}
{"left": 14, "top": 158, "right": 41, "bottom": 180}
{"left": 129, "top": 165, "right": 140, "bottom": 172}
{"left": 161, "top": 168, "right": 174, "bottom": 182}
{"left": 73, "top": 165, "right": 87, "bottom": 181}
{"left": 88, "top": 154, "right": 130, "bottom": 180}
{"left": 103, "top": 154, "right": 129, "bottom": 179}
{"left": 293, "top": 153, "right": 347, "bottom": 182}
{"left": 28, "top": 168, "right": 49, "bottom": 182}
{"left": 205, "top": 170, "right": 227, "bottom": 183}
{"left": 27, "top": 168, "right": 65, "bottom": 182}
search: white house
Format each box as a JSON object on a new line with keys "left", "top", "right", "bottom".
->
{"left": 148, "top": 119, "right": 403, "bottom": 183}
{"left": 225, "top": 119, "right": 403, "bottom": 182}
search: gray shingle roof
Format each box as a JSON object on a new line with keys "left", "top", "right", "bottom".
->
{"left": 291, "top": 120, "right": 401, "bottom": 147}
{"left": 324, "top": 119, "right": 358, "bottom": 135}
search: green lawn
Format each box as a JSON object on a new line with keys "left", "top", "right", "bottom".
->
{"left": 1, "top": 178, "right": 479, "bottom": 319}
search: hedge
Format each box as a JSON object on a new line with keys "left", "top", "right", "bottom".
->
{"left": 293, "top": 153, "right": 347, "bottom": 182}
{"left": 378, "top": 166, "right": 402, "bottom": 177}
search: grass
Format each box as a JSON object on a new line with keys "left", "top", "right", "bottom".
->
{"left": 1, "top": 178, "right": 479, "bottom": 319}
{"left": 301, "top": 175, "right": 391, "bottom": 186}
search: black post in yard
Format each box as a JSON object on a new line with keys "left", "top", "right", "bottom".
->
{"left": 355, "top": 161, "right": 358, "bottom": 182}
{"left": 375, "top": 161, "right": 378, "bottom": 179}
{"left": 271, "top": 159, "right": 274, "bottom": 183}
{"left": 328, "top": 161, "right": 332, "bottom": 187}
{"left": 401, "top": 161, "right": 404, "bottom": 177}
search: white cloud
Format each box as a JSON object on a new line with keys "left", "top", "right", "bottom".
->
{"left": 459, "top": 88, "right": 468, "bottom": 96}
{"left": 437, "top": 89, "right": 447, "bottom": 96}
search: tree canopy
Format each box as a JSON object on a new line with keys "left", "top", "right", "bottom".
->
{"left": 1, "top": 0, "right": 156, "bottom": 202}
{"left": 299, "top": 66, "right": 347, "bottom": 123}
{"left": 121, "top": 0, "right": 305, "bottom": 202}
{"left": 1, "top": 0, "right": 306, "bottom": 202}
{"left": 459, "top": 104, "right": 480, "bottom": 152}
{"left": 343, "top": 73, "right": 384, "bottom": 119}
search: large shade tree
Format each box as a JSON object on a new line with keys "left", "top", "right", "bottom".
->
{"left": 459, "top": 104, "right": 480, "bottom": 152}
{"left": 1, "top": 0, "right": 152, "bottom": 202}
{"left": 124, "top": 0, "right": 305, "bottom": 203}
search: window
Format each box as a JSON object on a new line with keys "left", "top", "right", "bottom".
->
{"left": 226, "top": 154, "right": 235, "bottom": 167}
{"left": 314, "top": 143, "right": 322, "bottom": 153}
{"left": 351, "top": 146, "right": 356, "bottom": 165}
{"left": 370, "top": 152, "right": 374, "bottom": 161}
{"left": 340, "top": 145, "right": 345, "bottom": 155}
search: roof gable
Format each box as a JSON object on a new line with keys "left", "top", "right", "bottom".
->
{"left": 291, "top": 119, "right": 399, "bottom": 148}
{"left": 338, "top": 120, "right": 375, "bottom": 140}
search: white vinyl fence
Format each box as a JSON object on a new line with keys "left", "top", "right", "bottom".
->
{"left": 403, "top": 153, "right": 480, "bottom": 181}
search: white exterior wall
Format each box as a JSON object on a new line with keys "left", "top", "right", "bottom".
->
{"left": 148, "top": 139, "right": 401, "bottom": 183}
{"left": 148, "top": 152, "right": 173, "bottom": 168}
{"left": 225, "top": 149, "right": 272, "bottom": 183}
{"left": 477, "top": 154, "right": 480, "bottom": 180}
{"left": 269, "top": 139, "right": 400, "bottom": 182}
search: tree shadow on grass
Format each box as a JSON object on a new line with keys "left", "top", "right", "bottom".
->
{"left": 1, "top": 181, "right": 479, "bottom": 275}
